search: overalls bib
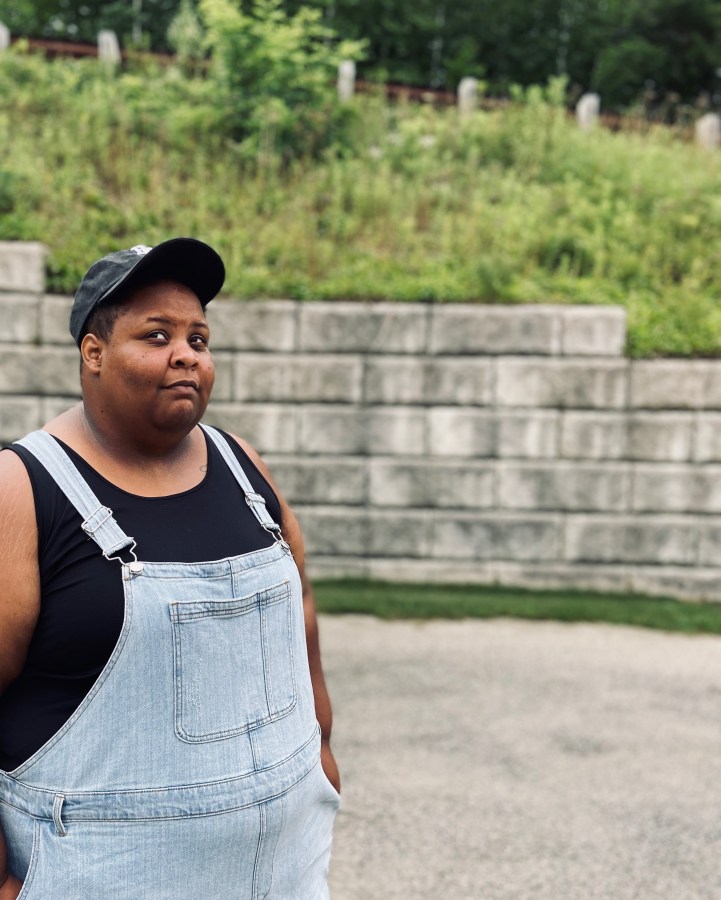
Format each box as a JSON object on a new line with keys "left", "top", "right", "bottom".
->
{"left": 0, "top": 426, "right": 339, "bottom": 899}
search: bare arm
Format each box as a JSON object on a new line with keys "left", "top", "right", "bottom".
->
{"left": 230, "top": 436, "right": 340, "bottom": 792}
{"left": 0, "top": 450, "right": 41, "bottom": 898}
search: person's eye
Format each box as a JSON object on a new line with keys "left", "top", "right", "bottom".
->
{"left": 146, "top": 330, "right": 169, "bottom": 342}
{"left": 190, "top": 334, "right": 209, "bottom": 349}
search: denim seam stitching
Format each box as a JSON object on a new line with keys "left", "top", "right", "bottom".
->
{"left": 14, "top": 820, "right": 40, "bottom": 900}
{"left": 171, "top": 585, "right": 297, "bottom": 743}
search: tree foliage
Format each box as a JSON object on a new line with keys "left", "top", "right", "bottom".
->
{"left": 0, "top": 0, "right": 181, "bottom": 49}
{"left": 1, "top": 0, "right": 721, "bottom": 108}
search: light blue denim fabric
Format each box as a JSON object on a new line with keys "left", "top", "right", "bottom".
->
{"left": 0, "top": 427, "right": 339, "bottom": 899}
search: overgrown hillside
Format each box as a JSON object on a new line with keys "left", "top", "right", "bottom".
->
{"left": 2, "top": 49, "right": 721, "bottom": 357}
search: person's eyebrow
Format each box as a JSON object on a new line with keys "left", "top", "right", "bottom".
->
{"left": 143, "top": 315, "right": 209, "bottom": 329}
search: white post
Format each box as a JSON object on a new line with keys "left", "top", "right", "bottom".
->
{"left": 576, "top": 93, "right": 600, "bottom": 130}
{"left": 0, "top": 23, "right": 10, "bottom": 52}
{"left": 458, "top": 77, "right": 478, "bottom": 115}
{"left": 695, "top": 113, "right": 721, "bottom": 150}
{"left": 132, "top": 0, "right": 143, "bottom": 45}
{"left": 337, "top": 60, "right": 356, "bottom": 103}
{"left": 98, "top": 30, "right": 122, "bottom": 67}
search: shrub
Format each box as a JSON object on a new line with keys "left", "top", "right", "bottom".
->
{"left": 198, "top": 0, "right": 364, "bottom": 162}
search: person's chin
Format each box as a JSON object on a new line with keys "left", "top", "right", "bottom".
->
{"left": 156, "top": 398, "right": 206, "bottom": 431}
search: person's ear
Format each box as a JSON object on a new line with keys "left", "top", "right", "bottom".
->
{"left": 80, "top": 333, "right": 104, "bottom": 373}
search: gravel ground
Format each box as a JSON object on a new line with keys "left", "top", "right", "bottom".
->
{"left": 321, "top": 615, "right": 721, "bottom": 900}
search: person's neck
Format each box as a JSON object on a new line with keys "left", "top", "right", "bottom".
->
{"left": 78, "top": 404, "right": 194, "bottom": 466}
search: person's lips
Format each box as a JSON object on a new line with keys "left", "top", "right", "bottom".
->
{"left": 163, "top": 380, "right": 199, "bottom": 392}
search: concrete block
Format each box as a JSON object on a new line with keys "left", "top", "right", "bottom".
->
{"left": 0, "top": 242, "right": 47, "bottom": 292}
{"left": 369, "top": 459, "right": 495, "bottom": 508}
{"left": 431, "top": 513, "right": 560, "bottom": 561}
{"left": 365, "top": 358, "right": 426, "bottom": 405}
{"left": 560, "top": 306, "right": 626, "bottom": 357}
{"left": 696, "top": 522, "right": 721, "bottom": 566}
{"left": 263, "top": 456, "right": 366, "bottom": 505}
{"left": 560, "top": 412, "right": 627, "bottom": 459}
{"left": 430, "top": 305, "right": 561, "bottom": 355}
{"left": 0, "top": 396, "right": 42, "bottom": 443}
{"left": 425, "top": 359, "right": 493, "bottom": 406}
{"left": 368, "top": 408, "right": 427, "bottom": 456}
{"left": 234, "top": 354, "right": 361, "bottom": 403}
{"left": 294, "top": 505, "right": 369, "bottom": 556}
{"left": 366, "top": 557, "right": 500, "bottom": 584}
{"left": 0, "top": 295, "right": 38, "bottom": 343}
{"left": 631, "top": 361, "right": 721, "bottom": 410}
{"left": 367, "top": 510, "right": 433, "bottom": 558}
{"left": 499, "top": 462, "right": 630, "bottom": 511}
{"left": 203, "top": 403, "right": 297, "bottom": 454}
{"left": 632, "top": 465, "right": 721, "bottom": 513}
{"left": 209, "top": 352, "right": 233, "bottom": 401}
{"left": 41, "top": 295, "right": 74, "bottom": 345}
{"left": 299, "top": 406, "right": 367, "bottom": 455}
{"left": 497, "top": 359, "right": 628, "bottom": 408}
{"left": 205, "top": 299, "right": 296, "bottom": 352}
{"left": 694, "top": 414, "right": 721, "bottom": 461}
{"left": 0, "top": 346, "right": 79, "bottom": 395}
{"left": 299, "top": 302, "right": 427, "bottom": 354}
{"left": 627, "top": 413, "right": 693, "bottom": 461}
{"left": 562, "top": 412, "right": 693, "bottom": 462}
{"left": 629, "top": 566, "right": 721, "bottom": 602}
{"left": 498, "top": 562, "right": 635, "bottom": 595}
{"left": 565, "top": 515, "right": 696, "bottom": 564}
{"left": 365, "top": 357, "right": 492, "bottom": 405}
{"left": 307, "top": 556, "right": 370, "bottom": 580}
{"left": 497, "top": 411, "right": 559, "bottom": 458}
{"left": 428, "top": 408, "right": 496, "bottom": 457}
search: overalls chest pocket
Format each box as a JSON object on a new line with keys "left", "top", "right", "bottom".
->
{"left": 170, "top": 580, "right": 297, "bottom": 742}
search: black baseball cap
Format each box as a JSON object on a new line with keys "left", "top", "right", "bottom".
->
{"left": 70, "top": 237, "right": 225, "bottom": 346}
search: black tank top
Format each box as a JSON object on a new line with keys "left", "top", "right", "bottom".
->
{"left": 0, "top": 429, "right": 282, "bottom": 771}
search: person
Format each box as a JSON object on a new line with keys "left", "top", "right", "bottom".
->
{"left": 0, "top": 238, "right": 340, "bottom": 898}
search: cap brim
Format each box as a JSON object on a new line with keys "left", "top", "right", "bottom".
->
{"left": 97, "top": 237, "right": 225, "bottom": 310}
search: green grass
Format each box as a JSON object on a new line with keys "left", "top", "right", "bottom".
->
{"left": 3, "top": 54, "right": 721, "bottom": 357}
{"left": 313, "top": 578, "right": 721, "bottom": 635}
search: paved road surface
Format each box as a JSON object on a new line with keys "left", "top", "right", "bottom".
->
{"left": 321, "top": 615, "right": 721, "bottom": 900}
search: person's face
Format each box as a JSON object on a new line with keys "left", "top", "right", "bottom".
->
{"left": 83, "top": 280, "right": 215, "bottom": 438}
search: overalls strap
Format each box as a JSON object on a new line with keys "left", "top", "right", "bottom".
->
{"left": 200, "top": 425, "right": 286, "bottom": 544}
{"left": 15, "top": 430, "right": 136, "bottom": 560}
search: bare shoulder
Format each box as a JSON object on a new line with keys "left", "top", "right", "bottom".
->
{"left": 0, "top": 446, "right": 38, "bottom": 570}
{"left": 0, "top": 447, "right": 35, "bottom": 512}
{"left": 225, "top": 432, "right": 307, "bottom": 563}
{"left": 226, "top": 433, "right": 283, "bottom": 498}
{"left": 0, "top": 448, "right": 40, "bottom": 692}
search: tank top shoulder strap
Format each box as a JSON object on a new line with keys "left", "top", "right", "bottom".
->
{"left": 14, "top": 431, "right": 136, "bottom": 561}
{"left": 200, "top": 424, "right": 287, "bottom": 547}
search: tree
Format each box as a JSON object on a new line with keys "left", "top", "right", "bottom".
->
{"left": 591, "top": 0, "right": 721, "bottom": 107}
{"left": 0, "top": 0, "right": 186, "bottom": 50}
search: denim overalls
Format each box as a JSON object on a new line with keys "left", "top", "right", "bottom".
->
{"left": 0, "top": 425, "right": 339, "bottom": 899}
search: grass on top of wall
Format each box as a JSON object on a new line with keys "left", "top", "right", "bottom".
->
{"left": 313, "top": 579, "right": 721, "bottom": 635}
{"left": 3, "top": 54, "right": 721, "bottom": 357}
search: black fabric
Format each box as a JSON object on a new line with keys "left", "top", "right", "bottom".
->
{"left": 0, "top": 429, "right": 281, "bottom": 771}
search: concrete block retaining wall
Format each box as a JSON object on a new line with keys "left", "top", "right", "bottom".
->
{"left": 2, "top": 240, "right": 721, "bottom": 601}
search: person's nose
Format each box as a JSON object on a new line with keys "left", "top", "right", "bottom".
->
{"left": 169, "top": 340, "right": 198, "bottom": 368}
